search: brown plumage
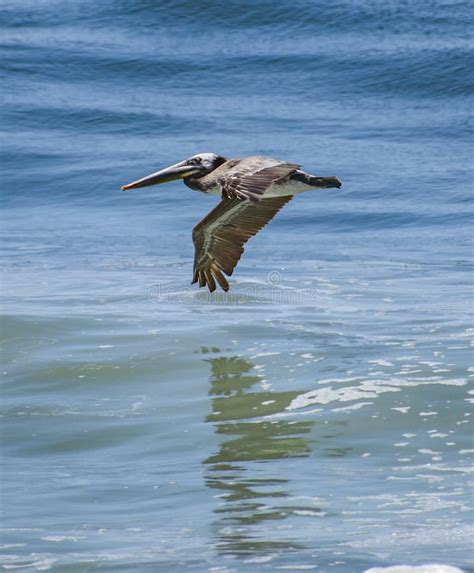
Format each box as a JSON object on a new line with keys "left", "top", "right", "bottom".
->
{"left": 192, "top": 196, "right": 293, "bottom": 292}
{"left": 219, "top": 163, "right": 300, "bottom": 202}
{"left": 121, "top": 152, "right": 342, "bottom": 292}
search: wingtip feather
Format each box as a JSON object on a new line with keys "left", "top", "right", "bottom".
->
{"left": 204, "top": 269, "right": 217, "bottom": 293}
{"left": 211, "top": 266, "right": 230, "bottom": 292}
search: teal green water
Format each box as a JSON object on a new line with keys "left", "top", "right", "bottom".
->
{"left": 2, "top": 206, "right": 473, "bottom": 571}
{"left": 1, "top": 0, "right": 473, "bottom": 571}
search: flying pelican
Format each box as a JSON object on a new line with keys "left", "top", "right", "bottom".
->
{"left": 122, "top": 153, "right": 341, "bottom": 292}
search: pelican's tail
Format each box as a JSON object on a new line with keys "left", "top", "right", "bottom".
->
{"left": 291, "top": 171, "right": 342, "bottom": 189}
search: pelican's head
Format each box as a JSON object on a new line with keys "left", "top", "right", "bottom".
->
{"left": 121, "top": 153, "right": 227, "bottom": 191}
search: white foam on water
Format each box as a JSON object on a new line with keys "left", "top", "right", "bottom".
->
{"left": 0, "top": 556, "right": 56, "bottom": 571}
{"left": 243, "top": 555, "right": 275, "bottom": 564}
{"left": 250, "top": 351, "right": 281, "bottom": 358}
{"left": 369, "top": 359, "right": 394, "bottom": 367}
{"left": 286, "top": 377, "right": 467, "bottom": 410}
{"left": 332, "top": 401, "right": 373, "bottom": 413}
{"left": 453, "top": 329, "right": 474, "bottom": 338}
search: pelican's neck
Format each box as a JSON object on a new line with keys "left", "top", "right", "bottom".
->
{"left": 184, "top": 176, "right": 205, "bottom": 192}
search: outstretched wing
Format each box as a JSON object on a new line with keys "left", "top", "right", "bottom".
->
{"left": 192, "top": 195, "right": 293, "bottom": 292}
{"left": 219, "top": 162, "right": 300, "bottom": 202}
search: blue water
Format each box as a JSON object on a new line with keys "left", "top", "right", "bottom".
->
{"left": 1, "top": 1, "right": 473, "bottom": 572}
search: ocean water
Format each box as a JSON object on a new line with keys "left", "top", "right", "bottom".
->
{"left": 1, "top": 1, "right": 473, "bottom": 571}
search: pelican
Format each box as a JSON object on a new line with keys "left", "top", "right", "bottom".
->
{"left": 122, "top": 153, "right": 341, "bottom": 292}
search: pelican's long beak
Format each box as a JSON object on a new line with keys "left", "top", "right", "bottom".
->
{"left": 121, "top": 160, "right": 200, "bottom": 191}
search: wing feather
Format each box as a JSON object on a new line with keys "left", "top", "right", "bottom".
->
{"left": 220, "top": 163, "right": 300, "bottom": 202}
{"left": 192, "top": 195, "right": 293, "bottom": 292}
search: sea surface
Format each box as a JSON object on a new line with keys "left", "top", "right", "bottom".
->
{"left": 1, "top": 1, "right": 473, "bottom": 572}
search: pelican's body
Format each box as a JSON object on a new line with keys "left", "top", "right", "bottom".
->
{"left": 122, "top": 153, "right": 341, "bottom": 292}
{"left": 184, "top": 155, "right": 340, "bottom": 199}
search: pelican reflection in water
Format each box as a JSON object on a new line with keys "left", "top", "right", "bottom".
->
{"left": 201, "top": 349, "right": 316, "bottom": 556}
